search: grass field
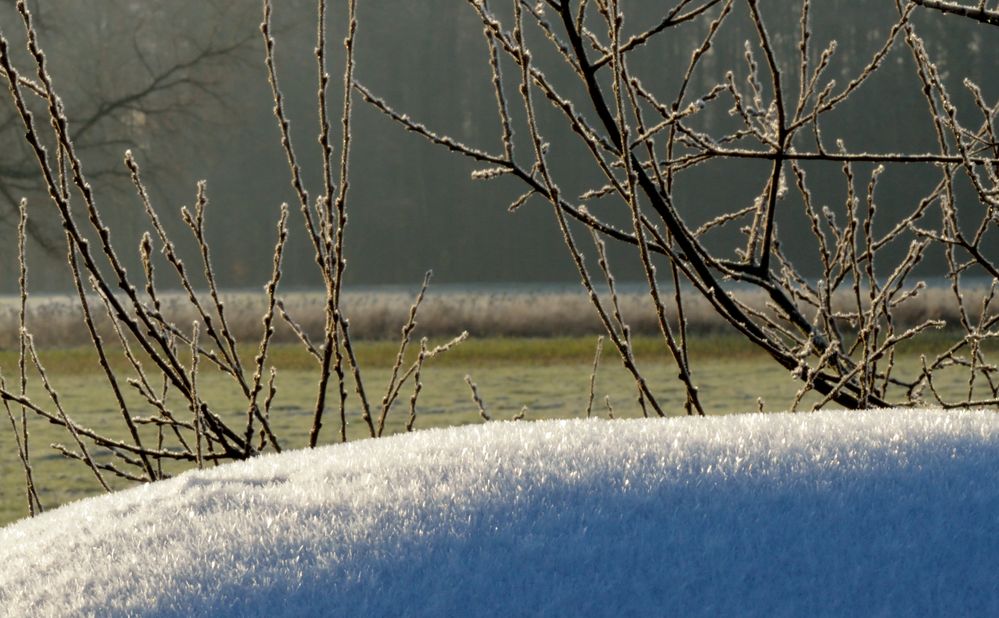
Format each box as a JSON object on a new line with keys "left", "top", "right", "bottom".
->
{"left": 0, "top": 333, "right": 985, "bottom": 526}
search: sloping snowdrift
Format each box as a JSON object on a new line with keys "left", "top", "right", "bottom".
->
{"left": 2, "top": 410, "right": 998, "bottom": 616}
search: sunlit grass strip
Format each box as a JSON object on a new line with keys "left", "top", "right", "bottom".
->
{"left": 2, "top": 331, "right": 985, "bottom": 378}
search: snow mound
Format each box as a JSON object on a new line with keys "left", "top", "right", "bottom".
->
{"left": 2, "top": 409, "right": 998, "bottom": 617}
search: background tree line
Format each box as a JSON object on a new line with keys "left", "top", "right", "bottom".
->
{"left": 2, "top": 0, "right": 997, "bottom": 292}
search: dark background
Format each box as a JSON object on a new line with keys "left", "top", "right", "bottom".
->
{"left": 2, "top": 0, "right": 996, "bottom": 292}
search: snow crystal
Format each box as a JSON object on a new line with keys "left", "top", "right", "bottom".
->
{"left": 1, "top": 409, "right": 997, "bottom": 616}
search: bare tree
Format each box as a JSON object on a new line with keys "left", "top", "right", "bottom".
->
{"left": 0, "top": 0, "right": 255, "bottom": 246}
{"left": 0, "top": 0, "right": 465, "bottom": 518}
{"left": 2, "top": 0, "right": 998, "bottom": 521}
{"left": 910, "top": 0, "right": 999, "bottom": 25}
{"left": 359, "top": 0, "right": 998, "bottom": 412}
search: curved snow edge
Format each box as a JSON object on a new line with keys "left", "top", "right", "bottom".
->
{"left": 1, "top": 409, "right": 997, "bottom": 617}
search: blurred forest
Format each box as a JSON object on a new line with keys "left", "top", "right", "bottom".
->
{"left": 2, "top": 0, "right": 998, "bottom": 291}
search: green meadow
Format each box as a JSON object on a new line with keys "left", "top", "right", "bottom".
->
{"left": 0, "top": 333, "right": 983, "bottom": 526}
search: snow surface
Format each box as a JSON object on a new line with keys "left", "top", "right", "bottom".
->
{"left": 2, "top": 409, "right": 998, "bottom": 617}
